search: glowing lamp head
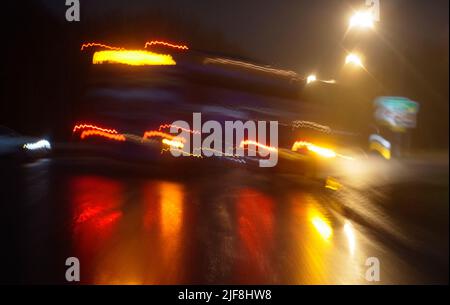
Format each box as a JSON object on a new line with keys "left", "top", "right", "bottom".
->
{"left": 349, "top": 11, "right": 375, "bottom": 29}
{"left": 306, "top": 74, "right": 317, "bottom": 84}
{"left": 345, "top": 53, "right": 364, "bottom": 68}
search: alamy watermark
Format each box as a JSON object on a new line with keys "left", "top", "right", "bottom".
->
{"left": 65, "top": 257, "right": 80, "bottom": 282}
{"left": 365, "top": 257, "right": 381, "bottom": 282}
{"left": 65, "top": 0, "right": 80, "bottom": 22}
{"left": 165, "top": 113, "right": 279, "bottom": 167}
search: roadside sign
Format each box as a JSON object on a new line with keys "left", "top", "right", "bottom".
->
{"left": 374, "top": 96, "right": 419, "bottom": 131}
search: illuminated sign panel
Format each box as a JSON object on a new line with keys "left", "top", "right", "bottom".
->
{"left": 374, "top": 96, "right": 419, "bottom": 131}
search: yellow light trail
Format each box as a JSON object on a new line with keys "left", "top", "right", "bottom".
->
{"left": 142, "top": 130, "right": 186, "bottom": 143}
{"left": 292, "top": 141, "right": 336, "bottom": 158}
{"left": 203, "top": 57, "right": 298, "bottom": 78}
{"left": 291, "top": 120, "right": 332, "bottom": 134}
{"left": 239, "top": 140, "right": 278, "bottom": 152}
{"left": 161, "top": 147, "right": 203, "bottom": 158}
{"left": 162, "top": 138, "right": 184, "bottom": 149}
{"left": 92, "top": 50, "right": 176, "bottom": 66}
{"left": 325, "top": 176, "right": 341, "bottom": 191}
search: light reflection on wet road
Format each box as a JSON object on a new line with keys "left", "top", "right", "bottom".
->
{"left": 0, "top": 158, "right": 447, "bottom": 284}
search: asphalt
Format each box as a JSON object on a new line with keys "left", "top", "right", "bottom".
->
{"left": 0, "top": 154, "right": 447, "bottom": 284}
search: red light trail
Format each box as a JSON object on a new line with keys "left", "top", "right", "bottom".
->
{"left": 142, "top": 130, "right": 185, "bottom": 142}
{"left": 80, "top": 42, "right": 125, "bottom": 51}
{"left": 73, "top": 124, "right": 119, "bottom": 134}
{"left": 80, "top": 130, "right": 126, "bottom": 142}
{"left": 144, "top": 40, "right": 189, "bottom": 50}
{"left": 158, "top": 124, "right": 201, "bottom": 135}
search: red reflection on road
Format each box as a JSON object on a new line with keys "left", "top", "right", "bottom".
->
{"left": 70, "top": 176, "right": 123, "bottom": 282}
{"left": 235, "top": 188, "right": 275, "bottom": 283}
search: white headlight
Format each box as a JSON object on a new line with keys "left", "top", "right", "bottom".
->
{"left": 23, "top": 139, "right": 51, "bottom": 150}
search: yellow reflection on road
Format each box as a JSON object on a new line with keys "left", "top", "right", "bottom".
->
{"left": 160, "top": 182, "right": 184, "bottom": 258}
{"left": 311, "top": 216, "right": 333, "bottom": 240}
{"left": 308, "top": 206, "right": 333, "bottom": 241}
{"left": 344, "top": 222, "right": 356, "bottom": 256}
{"left": 290, "top": 196, "right": 363, "bottom": 284}
{"left": 325, "top": 176, "right": 341, "bottom": 191}
{"left": 290, "top": 194, "right": 334, "bottom": 284}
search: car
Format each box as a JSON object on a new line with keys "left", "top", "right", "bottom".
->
{"left": 71, "top": 44, "right": 361, "bottom": 179}
{"left": 0, "top": 126, "right": 51, "bottom": 161}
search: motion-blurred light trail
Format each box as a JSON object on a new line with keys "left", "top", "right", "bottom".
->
{"left": 80, "top": 42, "right": 125, "bottom": 51}
{"left": 292, "top": 141, "right": 337, "bottom": 158}
{"left": 143, "top": 130, "right": 186, "bottom": 143}
{"left": 144, "top": 40, "right": 189, "bottom": 50}
{"left": 161, "top": 138, "right": 184, "bottom": 149}
{"left": 72, "top": 123, "right": 126, "bottom": 142}
{"left": 73, "top": 124, "right": 119, "bottom": 134}
{"left": 80, "top": 130, "right": 126, "bottom": 142}
{"left": 158, "top": 124, "right": 201, "bottom": 135}
{"left": 203, "top": 57, "right": 298, "bottom": 78}
{"left": 325, "top": 176, "right": 341, "bottom": 191}
{"left": 92, "top": 50, "right": 176, "bottom": 66}
{"left": 240, "top": 140, "right": 278, "bottom": 153}
{"left": 23, "top": 139, "right": 51, "bottom": 150}
{"left": 292, "top": 141, "right": 354, "bottom": 160}
{"left": 291, "top": 121, "right": 332, "bottom": 133}
{"left": 161, "top": 147, "right": 203, "bottom": 158}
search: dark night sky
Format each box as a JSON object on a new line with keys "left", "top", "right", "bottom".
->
{"left": 2, "top": 0, "right": 449, "bottom": 149}
{"left": 37, "top": 0, "right": 448, "bottom": 74}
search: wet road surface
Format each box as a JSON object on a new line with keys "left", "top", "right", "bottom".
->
{"left": 0, "top": 156, "right": 448, "bottom": 284}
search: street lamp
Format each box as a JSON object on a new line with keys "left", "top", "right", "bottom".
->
{"left": 349, "top": 11, "right": 375, "bottom": 29}
{"left": 306, "top": 74, "right": 317, "bottom": 84}
{"left": 345, "top": 53, "right": 364, "bottom": 68}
